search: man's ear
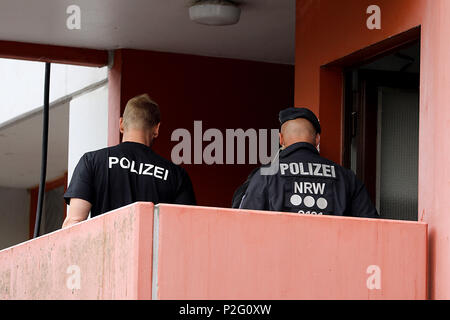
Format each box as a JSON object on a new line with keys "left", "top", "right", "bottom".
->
{"left": 315, "top": 133, "right": 321, "bottom": 148}
{"left": 119, "top": 117, "right": 125, "bottom": 134}
{"left": 279, "top": 132, "right": 285, "bottom": 149}
{"left": 153, "top": 122, "right": 161, "bottom": 138}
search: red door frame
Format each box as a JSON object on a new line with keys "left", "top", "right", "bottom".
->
{"left": 0, "top": 40, "right": 108, "bottom": 67}
{"left": 318, "top": 27, "right": 421, "bottom": 165}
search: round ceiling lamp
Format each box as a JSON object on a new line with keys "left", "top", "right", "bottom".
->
{"left": 189, "top": 0, "right": 241, "bottom": 26}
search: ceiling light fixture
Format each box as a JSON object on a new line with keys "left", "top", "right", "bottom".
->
{"left": 189, "top": 0, "right": 241, "bottom": 26}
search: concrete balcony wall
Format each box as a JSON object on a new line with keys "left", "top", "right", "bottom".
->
{"left": 0, "top": 202, "right": 427, "bottom": 300}
{"left": 155, "top": 205, "right": 427, "bottom": 300}
{"left": 0, "top": 203, "right": 153, "bottom": 299}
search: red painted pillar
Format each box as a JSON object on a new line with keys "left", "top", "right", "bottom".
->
{"left": 108, "top": 50, "right": 123, "bottom": 147}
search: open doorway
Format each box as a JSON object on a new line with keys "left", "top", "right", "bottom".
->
{"left": 0, "top": 58, "right": 108, "bottom": 248}
{"left": 343, "top": 41, "right": 420, "bottom": 221}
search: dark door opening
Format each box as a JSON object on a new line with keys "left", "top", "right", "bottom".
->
{"left": 343, "top": 41, "right": 420, "bottom": 221}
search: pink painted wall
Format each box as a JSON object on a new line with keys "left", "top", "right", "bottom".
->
{"left": 155, "top": 204, "right": 427, "bottom": 300}
{"left": 296, "top": 0, "right": 450, "bottom": 299}
{"left": 0, "top": 203, "right": 153, "bottom": 299}
{"left": 0, "top": 202, "right": 427, "bottom": 299}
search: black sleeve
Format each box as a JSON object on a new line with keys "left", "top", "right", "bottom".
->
{"left": 349, "top": 173, "right": 379, "bottom": 218}
{"left": 64, "top": 154, "right": 95, "bottom": 205}
{"left": 239, "top": 169, "right": 269, "bottom": 211}
{"left": 173, "top": 167, "right": 197, "bottom": 205}
{"left": 231, "top": 167, "right": 260, "bottom": 208}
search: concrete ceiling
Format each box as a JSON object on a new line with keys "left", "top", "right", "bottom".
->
{"left": 0, "top": 103, "right": 69, "bottom": 189}
{"left": 0, "top": 0, "right": 295, "bottom": 64}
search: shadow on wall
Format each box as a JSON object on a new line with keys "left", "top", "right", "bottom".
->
{"left": 0, "top": 187, "right": 29, "bottom": 250}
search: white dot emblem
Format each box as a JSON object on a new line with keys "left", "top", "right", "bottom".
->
{"left": 290, "top": 194, "right": 302, "bottom": 206}
{"left": 317, "top": 198, "right": 328, "bottom": 210}
{"left": 304, "top": 196, "right": 315, "bottom": 208}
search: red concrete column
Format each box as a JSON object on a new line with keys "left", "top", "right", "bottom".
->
{"left": 295, "top": 0, "right": 450, "bottom": 299}
{"left": 318, "top": 67, "right": 343, "bottom": 164}
{"left": 107, "top": 49, "right": 123, "bottom": 147}
{"left": 418, "top": 0, "right": 450, "bottom": 299}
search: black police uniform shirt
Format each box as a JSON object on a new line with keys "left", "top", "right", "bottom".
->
{"left": 64, "top": 141, "right": 196, "bottom": 217}
{"left": 239, "top": 142, "right": 378, "bottom": 218}
{"left": 231, "top": 167, "right": 259, "bottom": 209}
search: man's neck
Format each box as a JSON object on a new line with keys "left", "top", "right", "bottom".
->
{"left": 122, "top": 131, "right": 152, "bottom": 147}
{"left": 284, "top": 139, "right": 315, "bottom": 149}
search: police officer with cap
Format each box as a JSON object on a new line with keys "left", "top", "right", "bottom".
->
{"left": 239, "top": 107, "right": 378, "bottom": 218}
{"left": 62, "top": 94, "right": 196, "bottom": 228}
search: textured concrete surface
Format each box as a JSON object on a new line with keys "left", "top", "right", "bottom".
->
{"left": 0, "top": 202, "right": 153, "bottom": 299}
{"left": 155, "top": 205, "right": 427, "bottom": 300}
{"left": 0, "top": 202, "right": 427, "bottom": 299}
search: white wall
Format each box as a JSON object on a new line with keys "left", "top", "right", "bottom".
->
{"left": 0, "top": 102, "right": 70, "bottom": 188}
{"left": 0, "top": 57, "right": 109, "bottom": 186}
{"left": 68, "top": 84, "right": 109, "bottom": 184}
{"left": 0, "top": 58, "right": 109, "bottom": 248}
{"left": 0, "top": 58, "right": 107, "bottom": 125}
{"left": 0, "top": 59, "right": 44, "bottom": 123}
{"left": 0, "top": 187, "right": 29, "bottom": 250}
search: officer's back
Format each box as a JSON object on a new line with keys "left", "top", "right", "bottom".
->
{"left": 62, "top": 94, "right": 196, "bottom": 228}
{"left": 239, "top": 108, "right": 377, "bottom": 218}
{"left": 73, "top": 141, "right": 195, "bottom": 217}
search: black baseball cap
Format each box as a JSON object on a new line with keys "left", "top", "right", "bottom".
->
{"left": 279, "top": 107, "right": 321, "bottom": 134}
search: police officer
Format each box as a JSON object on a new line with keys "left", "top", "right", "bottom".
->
{"left": 239, "top": 107, "right": 378, "bottom": 218}
{"left": 62, "top": 94, "right": 196, "bottom": 228}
